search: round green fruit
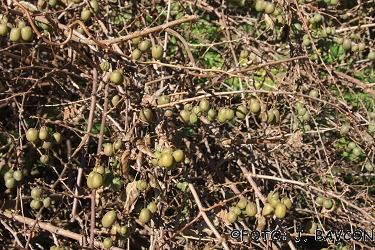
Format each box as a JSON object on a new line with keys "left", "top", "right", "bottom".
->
{"left": 340, "top": 124, "right": 349, "bottom": 135}
{"left": 21, "top": 26, "right": 33, "bottom": 41}
{"left": 184, "top": 103, "right": 193, "bottom": 111}
{"left": 239, "top": 50, "right": 249, "bottom": 59}
{"left": 298, "top": 108, "right": 307, "bottom": 116}
{"left": 342, "top": 38, "right": 352, "bottom": 50}
{"left": 309, "top": 90, "right": 319, "bottom": 98}
{"left": 368, "top": 123, "right": 375, "bottom": 133}
{"left": 352, "top": 147, "right": 361, "bottom": 156}
{"left": 236, "top": 105, "right": 247, "bottom": 119}
{"left": 136, "top": 180, "right": 147, "bottom": 191}
{"left": 191, "top": 106, "right": 201, "bottom": 117}
{"left": 43, "top": 197, "right": 51, "bottom": 208}
{"left": 281, "top": 197, "right": 292, "bottom": 209}
{"left": 255, "top": 0, "right": 265, "bottom": 12}
{"left": 100, "top": 61, "right": 110, "bottom": 71}
{"left": 139, "top": 41, "right": 150, "bottom": 52}
{"left": 368, "top": 52, "right": 375, "bottom": 60}
{"left": 26, "top": 128, "right": 39, "bottom": 142}
{"left": 139, "top": 208, "right": 152, "bottom": 223}
{"left": 13, "top": 170, "right": 23, "bottom": 181}
{"left": 249, "top": 99, "right": 261, "bottom": 113}
{"left": 329, "top": 0, "right": 338, "bottom": 5}
{"left": 30, "top": 199, "right": 42, "bottom": 209}
{"left": 4, "top": 170, "right": 14, "bottom": 181}
{"left": 275, "top": 203, "right": 287, "bottom": 218}
{"left": 114, "top": 140, "right": 122, "bottom": 150}
{"left": 305, "top": 221, "right": 317, "bottom": 234}
{"left": 111, "top": 177, "right": 122, "bottom": 191}
{"left": 199, "top": 99, "right": 211, "bottom": 112}
{"left": 351, "top": 44, "right": 358, "bottom": 52}
{"left": 147, "top": 202, "right": 157, "bottom": 213}
{"left": 94, "top": 165, "right": 105, "bottom": 175}
{"left": 132, "top": 49, "right": 142, "bottom": 60}
{"left": 0, "top": 23, "right": 8, "bottom": 36}
{"left": 217, "top": 114, "right": 226, "bottom": 123}
{"left": 264, "top": 2, "right": 275, "bottom": 14}
{"left": 313, "top": 14, "right": 322, "bottom": 23}
{"left": 159, "top": 153, "right": 174, "bottom": 168}
{"left": 52, "top": 132, "right": 62, "bottom": 144}
{"left": 179, "top": 110, "right": 190, "bottom": 123}
{"left": 245, "top": 202, "right": 257, "bottom": 217}
{"left": 40, "top": 155, "right": 50, "bottom": 165}
{"left": 303, "top": 38, "right": 311, "bottom": 46}
{"left": 266, "top": 110, "right": 275, "bottom": 123}
{"left": 224, "top": 108, "right": 235, "bottom": 120}
{"left": 268, "top": 191, "right": 279, "bottom": 201}
{"left": 90, "top": 172, "right": 103, "bottom": 188}
{"left": 18, "top": 20, "right": 26, "bottom": 29}
{"left": 103, "top": 237, "right": 113, "bottom": 249}
{"left": 118, "top": 225, "right": 127, "bottom": 235}
{"left": 189, "top": 113, "right": 198, "bottom": 124}
{"left": 104, "top": 143, "right": 114, "bottom": 156}
{"left": 347, "top": 142, "right": 356, "bottom": 150}
{"left": 10, "top": 27, "right": 21, "bottom": 42}
{"left": 109, "top": 71, "right": 124, "bottom": 85}
{"left": 39, "top": 126, "right": 49, "bottom": 140}
{"left": 111, "top": 95, "right": 120, "bottom": 107}
{"left": 272, "top": 109, "right": 280, "bottom": 123}
{"left": 269, "top": 198, "right": 281, "bottom": 208}
{"left": 227, "top": 211, "right": 237, "bottom": 223}
{"left": 302, "top": 112, "right": 310, "bottom": 121}
{"left": 161, "top": 147, "right": 173, "bottom": 154}
{"left": 89, "top": 0, "right": 99, "bottom": 12}
{"left": 132, "top": 37, "right": 140, "bottom": 45}
{"left": 164, "top": 108, "right": 174, "bottom": 117}
{"left": 207, "top": 109, "right": 217, "bottom": 118}
{"left": 41, "top": 139, "right": 53, "bottom": 149}
{"left": 81, "top": 9, "right": 92, "bottom": 21}
{"left": 140, "top": 108, "right": 153, "bottom": 123}
{"left": 102, "top": 210, "right": 117, "bottom": 228}
{"left": 262, "top": 203, "right": 274, "bottom": 218}
{"left": 5, "top": 178, "right": 16, "bottom": 189}
{"left": 157, "top": 95, "right": 170, "bottom": 105}
{"left": 31, "top": 187, "right": 43, "bottom": 199}
{"left": 172, "top": 149, "right": 184, "bottom": 163}
{"left": 358, "top": 42, "right": 365, "bottom": 51}
{"left": 323, "top": 199, "right": 333, "bottom": 209}
{"left": 365, "top": 162, "right": 374, "bottom": 171}
{"left": 237, "top": 199, "right": 247, "bottom": 209}
{"left": 152, "top": 45, "right": 163, "bottom": 60}
{"left": 335, "top": 37, "right": 344, "bottom": 45}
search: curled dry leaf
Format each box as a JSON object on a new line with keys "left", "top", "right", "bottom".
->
{"left": 120, "top": 149, "right": 131, "bottom": 179}
{"left": 18, "top": 1, "right": 38, "bottom": 12}
{"left": 264, "top": 14, "right": 275, "bottom": 32}
{"left": 287, "top": 131, "right": 302, "bottom": 148}
{"left": 123, "top": 180, "right": 139, "bottom": 214}
{"left": 141, "top": 94, "right": 156, "bottom": 106}
{"left": 256, "top": 216, "right": 267, "bottom": 231}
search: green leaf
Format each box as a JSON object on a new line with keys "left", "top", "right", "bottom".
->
{"left": 175, "top": 12, "right": 184, "bottom": 20}
{"left": 330, "top": 44, "right": 338, "bottom": 59}
{"left": 354, "top": 72, "right": 364, "bottom": 80}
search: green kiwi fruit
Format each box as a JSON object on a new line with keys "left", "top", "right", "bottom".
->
{"left": 151, "top": 45, "right": 163, "bottom": 60}
{"left": 139, "top": 208, "right": 152, "bottom": 223}
{"left": 102, "top": 210, "right": 117, "bottom": 228}
{"left": 26, "top": 128, "right": 38, "bottom": 142}
{"left": 10, "top": 27, "right": 21, "bottom": 42}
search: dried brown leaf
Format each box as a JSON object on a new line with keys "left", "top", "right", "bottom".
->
{"left": 123, "top": 180, "right": 139, "bottom": 214}
{"left": 141, "top": 94, "right": 156, "bottom": 106}
{"left": 121, "top": 150, "right": 131, "bottom": 178}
